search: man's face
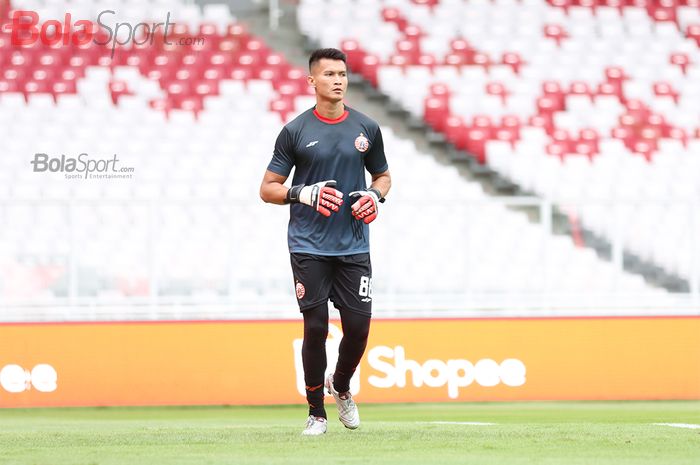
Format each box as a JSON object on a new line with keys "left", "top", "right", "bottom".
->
{"left": 308, "top": 58, "right": 348, "bottom": 103}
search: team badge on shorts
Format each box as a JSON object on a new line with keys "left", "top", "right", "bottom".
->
{"left": 295, "top": 282, "right": 306, "bottom": 300}
{"left": 354, "top": 133, "right": 369, "bottom": 153}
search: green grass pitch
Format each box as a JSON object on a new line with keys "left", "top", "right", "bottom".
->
{"left": 1, "top": 401, "right": 698, "bottom": 465}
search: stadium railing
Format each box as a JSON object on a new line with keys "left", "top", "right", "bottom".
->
{"left": 0, "top": 197, "right": 697, "bottom": 322}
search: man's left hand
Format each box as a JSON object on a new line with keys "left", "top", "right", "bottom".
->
{"left": 349, "top": 188, "right": 383, "bottom": 224}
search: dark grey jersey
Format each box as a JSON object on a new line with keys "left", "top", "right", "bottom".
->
{"left": 267, "top": 106, "right": 389, "bottom": 255}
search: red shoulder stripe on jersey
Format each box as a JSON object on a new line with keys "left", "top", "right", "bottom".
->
{"left": 313, "top": 108, "right": 349, "bottom": 124}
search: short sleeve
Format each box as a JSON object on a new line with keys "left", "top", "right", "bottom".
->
{"left": 365, "top": 126, "right": 389, "bottom": 174}
{"left": 267, "top": 127, "right": 295, "bottom": 176}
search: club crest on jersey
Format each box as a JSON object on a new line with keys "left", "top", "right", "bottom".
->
{"left": 295, "top": 282, "right": 306, "bottom": 300}
{"left": 354, "top": 133, "right": 369, "bottom": 153}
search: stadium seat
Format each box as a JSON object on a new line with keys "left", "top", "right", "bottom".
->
{"left": 0, "top": 0, "right": 689, "bottom": 315}
{"left": 295, "top": 0, "right": 700, "bottom": 288}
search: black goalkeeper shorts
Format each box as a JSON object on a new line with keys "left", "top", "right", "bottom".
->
{"left": 290, "top": 253, "right": 373, "bottom": 317}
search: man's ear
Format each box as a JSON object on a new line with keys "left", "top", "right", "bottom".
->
{"left": 307, "top": 75, "right": 315, "bottom": 87}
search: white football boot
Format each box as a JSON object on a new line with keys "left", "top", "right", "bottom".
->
{"left": 301, "top": 416, "right": 327, "bottom": 436}
{"left": 325, "top": 373, "right": 360, "bottom": 429}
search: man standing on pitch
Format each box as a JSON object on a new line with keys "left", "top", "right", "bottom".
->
{"left": 260, "top": 48, "right": 391, "bottom": 436}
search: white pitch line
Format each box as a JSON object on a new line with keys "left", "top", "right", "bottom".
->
{"left": 421, "top": 421, "right": 496, "bottom": 426}
{"left": 653, "top": 423, "right": 700, "bottom": 430}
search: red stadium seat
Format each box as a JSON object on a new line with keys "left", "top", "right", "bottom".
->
{"left": 632, "top": 140, "right": 655, "bottom": 160}
{"left": 486, "top": 82, "right": 509, "bottom": 104}
{"left": 495, "top": 128, "right": 518, "bottom": 148}
{"left": 193, "top": 80, "right": 218, "bottom": 98}
{"left": 226, "top": 23, "right": 252, "bottom": 45}
{"left": 257, "top": 66, "right": 284, "bottom": 83}
{"left": 388, "top": 54, "right": 410, "bottom": 70}
{"left": 359, "top": 55, "right": 380, "bottom": 87}
{"left": 149, "top": 98, "right": 172, "bottom": 113}
{"left": 179, "top": 96, "right": 204, "bottom": 114}
{"left": 465, "top": 128, "right": 488, "bottom": 163}
{"left": 469, "top": 52, "right": 491, "bottom": 70}
{"left": 500, "top": 115, "right": 521, "bottom": 139}
{"left": 109, "top": 80, "right": 132, "bottom": 104}
{"left": 209, "top": 52, "right": 236, "bottom": 70}
{"left": 404, "top": 25, "right": 424, "bottom": 43}
{"left": 537, "top": 96, "right": 561, "bottom": 118}
{"left": 24, "top": 80, "right": 50, "bottom": 98}
{"left": 596, "top": 82, "right": 621, "bottom": 98}
{"left": 411, "top": 0, "right": 439, "bottom": 6}
{"left": 396, "top": 39, "right": 421, "bottom": 63}
{"left": 546, "top": 141, "right": 568, "bottom": 159}
{"left": 552, "top": 128, "right": 575, "bottom": 154}
{"left": 424, "top": 96, "right": 450, "bottom": 132}
{"left": 340, "top": 39, "right": 367, "bottom": 72}
{"left": 417, "top": 53, "right": 437, "bottom": 70}
{"left": 228, "top": 67, "right": 254, "bottom": 81}
{"left": 543, "top": 24, "right": 568, "bottom": 46}
{"left": 0, "top": 79, "right": 19, "bottom": 93}
{"left": 542, "top": 81, "right": 566, "bottom": 108}
{"left": 685, "top": 25, "right": 700, "bottom": 46}
{"left": 449, "top": 38, "right": 475, "bottom": 61}
{"left": 472, "top": 115, "right": 495, "bottom": 139}
{"left": 650, "top": 6, "right": 677, "bottom": 22}
{"left": 382, "top": 7, "right": 409, "bottom": 31}
{"left": 569, "top": 81, "right": 593, "bottom": 100}
{"left": 269, "top": 97, "right": 294, "bottom": 122}
{"left": 611, "top": 126, "right": 634, "bottom": 146}
{"left": 669, "top": 53, "right": 691, "bottom": 74}
{"left": 548, "top": 0, "right": 573, "bottom": 9}
{"left": 605, "top": 66, "right": 628, "bottom": 83}
{"left": 529, "top": 114, "right": 555, "bottom": 135}
{"left": 444, "top": 53, "right": 468, "bottom": 66}
{"left": 52, "top": 80, "right": 76, "bottom": 98}
{"left": 578, "top": 128, "right": 600, "bottom": 155}
{"left": 668, "top": 127, "right": 688, "bottom": 146}
{"left": 201, "top": 67, "right": 225, "bottom": 81}
{"left": 502, "top": 52, "right": 524, "bottom": 74}
{"left": 647, "top": 113, "right": 670, "bottom": 137}
{"left": 444, "top": 115, "right": 467, "bottom": 149}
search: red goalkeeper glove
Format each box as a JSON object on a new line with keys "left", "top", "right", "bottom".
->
{"left": 349, "top": 187, "right": 384, "bottom": 224}
{"left": 286, "top": 180, "right": 344, "bottom": 217}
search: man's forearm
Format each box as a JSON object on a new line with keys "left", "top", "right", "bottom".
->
{"left": 260, "top": 182, "right": 289, "bottom": 205}
{"left": 370, "top": 174, "right": 391, "bottom": 199}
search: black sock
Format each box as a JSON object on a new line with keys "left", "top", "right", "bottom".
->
{"left": 333, "top": 310, "right": 371, "bottom": 394}
{"left": 302, "top": 303, "right": 329, "bottom": 418}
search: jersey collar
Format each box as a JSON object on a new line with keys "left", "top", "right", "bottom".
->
{"left": 313, "top": 107, "right": 349, "bottom": 124}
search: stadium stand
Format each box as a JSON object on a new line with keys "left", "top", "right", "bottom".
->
{"left": 297, "top": 0, "right": 700, "bottom": 292}
{"left": 0, "top": 0, "right": 693, "bottom": 319}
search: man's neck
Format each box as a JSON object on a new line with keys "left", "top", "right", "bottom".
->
{"left": 315, "top": 101, "right": 345, "bottom": 120}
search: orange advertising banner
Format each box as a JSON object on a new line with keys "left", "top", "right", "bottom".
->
{"left": 0, "top": 316, "right": 698, "bottom": 408}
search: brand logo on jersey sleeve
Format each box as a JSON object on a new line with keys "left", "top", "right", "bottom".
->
{"left": 306, "top": 140, "right": 319, "bottom": 148}
{"left": 354, "top": 133, "right": 369, "bottom": 153}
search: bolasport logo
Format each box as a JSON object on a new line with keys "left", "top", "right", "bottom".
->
{"left": 293, "top": 325, "right": 526, "bottom": 400}
{"left": 1, "top": 10, "right": 204, "bottom": 58}
{"left": 0, "top": 364, "right": 58, "bottom": 393}
{"left": 30, "top": 152, "right": 135, "bottom": 181}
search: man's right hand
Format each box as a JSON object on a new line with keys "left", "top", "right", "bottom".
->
{"left": 286, "top": 180, "right": 344, "bottom": 217}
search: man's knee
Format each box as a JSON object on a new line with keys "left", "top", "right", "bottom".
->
{"left": 303, "top": 303, "right": 329, "bottom": 343}
{"left": 305, "top": 321, "right": 328, "bottom": 342}
{"left": 342, "top": 312, "right": 371, "bottom": 341}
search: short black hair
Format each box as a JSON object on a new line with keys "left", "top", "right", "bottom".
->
{"left": 309, "top": 48, "right": 347, "bottom": 71}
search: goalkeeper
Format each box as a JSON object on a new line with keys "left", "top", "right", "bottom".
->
{"left": 259, "top": 48, "right": 391, "bottom": 436}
